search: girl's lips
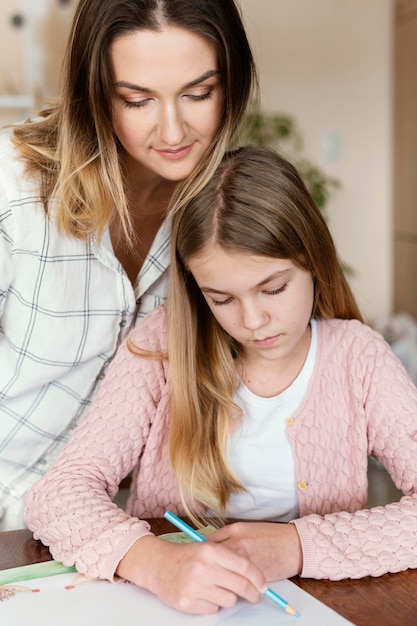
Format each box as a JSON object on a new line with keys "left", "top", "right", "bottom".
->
{"left": 253, "top": 334, "right": 281, "bottom": 348}
{"left": 155, "top": 144, "right": 194, "bottom": 160}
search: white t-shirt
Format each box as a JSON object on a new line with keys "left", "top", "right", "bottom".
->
{"left": 225, "top": 319, "right": 317, "bottom": 522}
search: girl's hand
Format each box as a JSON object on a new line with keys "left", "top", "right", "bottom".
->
{"left": 207, "top": 521, "right": 303, "bottom": 581}
{"left": 116, "top": 534, "right": 266, "bottom": 614}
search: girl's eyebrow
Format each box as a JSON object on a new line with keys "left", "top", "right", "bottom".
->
{"left": 114, "top": 70, "right": 220, "bottom": 93}
{"left": 256, "top": 269, "right": 292, "bottom": 288}
{"left": 200, "top": 269, "right": 292, "bottom": 295}
{"left": 200, "top": 287, "right": 231, "bottom": 295}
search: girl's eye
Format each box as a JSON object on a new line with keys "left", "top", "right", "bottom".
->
{"left": 266, "top": 284, "right": 288, "bottom": 296}
{"left": 212, "top": 296, "right": 233, "bottom": 306}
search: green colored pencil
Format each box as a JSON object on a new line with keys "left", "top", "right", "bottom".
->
{"left": 0, "top": 560, "right": 76, "bottom": 585}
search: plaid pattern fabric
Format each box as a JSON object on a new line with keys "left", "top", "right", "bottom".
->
{"left": 0, "top": 129, "right": 170, "bottom": 527}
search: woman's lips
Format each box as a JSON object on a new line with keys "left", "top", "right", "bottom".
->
{"left": 155, "top": 144, "right": 194, "bottom": 160}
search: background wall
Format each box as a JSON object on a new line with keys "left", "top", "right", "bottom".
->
{"left": 239, "top": 0, "right": 394, "bottom": 323}
{"left": 394, "top": 0, "right": 417, "bottom": 320}
{"left": 0, "top": 0, "right": 395, "bottom": 322}
{"left": 0, "top": 0, "right": 73, "bottom": 124}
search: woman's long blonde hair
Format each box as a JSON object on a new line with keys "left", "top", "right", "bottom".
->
{"left": 167, "top": 145, "right": 362, "bottom": 522}
{"left": 12, "top": 0, "right": 257, "bottom": 244}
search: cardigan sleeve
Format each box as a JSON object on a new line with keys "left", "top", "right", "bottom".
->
{"left": 293, "top": 322, "right": 417, "bottom": 580}
{"left": 24, "top": 306, "right": 169, "bottom": 581}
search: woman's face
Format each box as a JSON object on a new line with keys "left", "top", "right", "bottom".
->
{"left": 110, "top": 26, "right": 224, "bottom": 184}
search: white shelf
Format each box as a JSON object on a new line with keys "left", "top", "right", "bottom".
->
{"left": 0, "top": 95, "right": 34, "bottom": 109}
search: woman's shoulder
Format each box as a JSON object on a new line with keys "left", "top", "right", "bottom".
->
{"left": 0, "top": 126, "right": 20, "bottom": 159}
{"left": 0, "top": 126, "right": 32, "bottom": 189}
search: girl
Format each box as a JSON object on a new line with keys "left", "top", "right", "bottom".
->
{"left": 0, "top": 0, "right": 256, "bottom": 530}
{"left": 25, "top": 145, "right": 417, "bottom": 614}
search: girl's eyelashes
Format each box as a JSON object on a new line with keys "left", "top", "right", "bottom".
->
{"left": 212, "top": 297, "right": 234, "bottom": 306}
{"left": 209, "top": 284, "right": 289, "bottom": 306}
{"left": 266, "top": 283, "right": 288, "bottom": 296}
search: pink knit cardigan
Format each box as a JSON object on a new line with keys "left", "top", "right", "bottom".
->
{"left": 25, "top": 306, "right": 417, "bottom": 582}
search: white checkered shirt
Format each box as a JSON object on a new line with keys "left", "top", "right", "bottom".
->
{"left": 0, "top": 129, "right": 170, "bottom": 528}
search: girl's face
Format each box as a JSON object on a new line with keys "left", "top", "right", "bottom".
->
{"left": 110, "top": 26, "right": 224, "bottom": 184}
{"left": 187, "top": 245, "right": 314, "bottom": 371}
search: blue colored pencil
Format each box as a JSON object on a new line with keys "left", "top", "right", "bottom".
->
{"left": 164, "top": 511, "right": 300, "bottom": 618}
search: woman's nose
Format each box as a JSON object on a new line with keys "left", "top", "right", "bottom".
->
{"left": 158, "top": 104, "right": 186, "bottom": 146}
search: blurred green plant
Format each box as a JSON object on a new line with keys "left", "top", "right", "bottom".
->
{"left": 235, "top": 105, "right": 353, "bottom": 275}
{"left": 236, "top": 107, "right": 340, "bottom": 218}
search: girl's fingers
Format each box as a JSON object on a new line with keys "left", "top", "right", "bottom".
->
{"left": 120, "top": 535, "right": 265, "bottom": 614}
{"left": 176, "top": 583, "right": 239, "bottom": 614}
{"left": 201, "top": 542, "right": 264, "bottom": 603}
{"left": 164, "top": 542, "right": 264, "bottom": 612}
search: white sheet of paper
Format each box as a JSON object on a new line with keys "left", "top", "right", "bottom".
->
{"left": 0, "top": 570, "right": 353, "bottom": 625}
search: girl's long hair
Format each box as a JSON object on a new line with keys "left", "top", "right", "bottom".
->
{"left": 12, "top": 0, "right": 257, "bottom": 243}
{"left": 167, "top": 144, "right": 362, "bottom": 522}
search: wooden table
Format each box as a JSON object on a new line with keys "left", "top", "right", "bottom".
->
{"left": 1, "top": 521, "right": 415, "bottom": 626}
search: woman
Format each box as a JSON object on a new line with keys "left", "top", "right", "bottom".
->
{"left": 0, "top": 0, "right": 256, "bottom": 530}
{"left": 26, "top": 146, "right": 417, "bottom": 614}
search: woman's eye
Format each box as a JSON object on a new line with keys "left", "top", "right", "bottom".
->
{"left": 122, "top": 99, "right": 149, "bottom": 109}
{"left": 183, "top": 91, "right": 213, "bottom": 102}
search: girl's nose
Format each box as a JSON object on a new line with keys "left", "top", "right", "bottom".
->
{"left": 242, "top": 303, "right": 269, "bottom": 330}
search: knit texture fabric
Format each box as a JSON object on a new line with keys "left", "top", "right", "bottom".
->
{"left": 25, "top": 306, "right": 417, "bottom": 582}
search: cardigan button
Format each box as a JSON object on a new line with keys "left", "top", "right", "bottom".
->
{"left": 297, "top": 481, "right": 308, "bottom": 491}
{"left": 286, "top": 416, "right": 295, "bottom": 426}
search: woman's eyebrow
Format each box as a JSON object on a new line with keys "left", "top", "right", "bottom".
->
{"left": 114, "top": 80, "right": 152, "bottom": 93}
{"left": 182, "top": 69, "right": 220, "bottom": 89}
{"left": 114, "top": 70, "right": 220, "bottom": 93}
